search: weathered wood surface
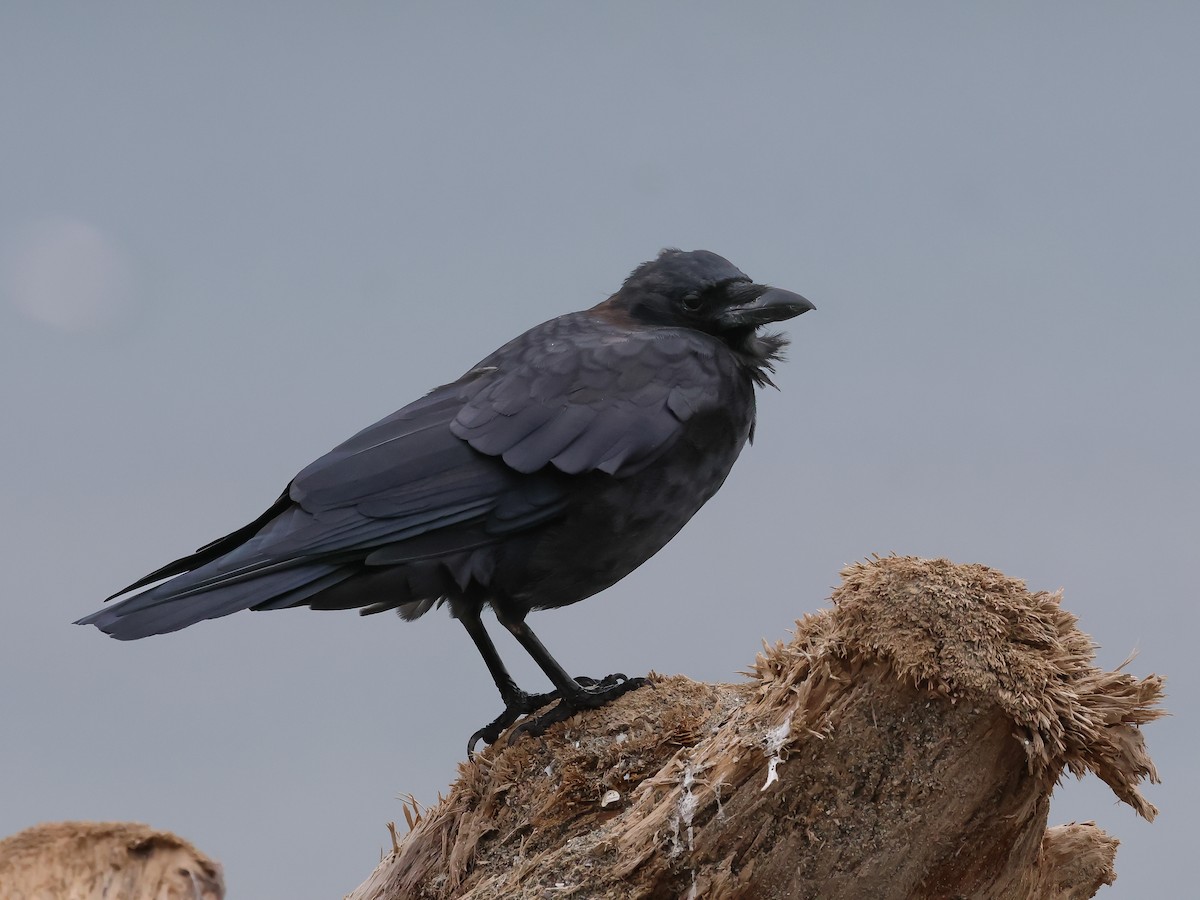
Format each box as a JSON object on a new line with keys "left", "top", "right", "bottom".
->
{"left": 346, "top": 556, "right": 1163, "bottom": 900}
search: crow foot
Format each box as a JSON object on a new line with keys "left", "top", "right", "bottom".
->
{"left": 506, "top": 673, "right": 649, "bottom": 746}
{"left": 467, "top": 688, "right": 561, "bottom": 758}
{"left": 467, "top": 674, "right": 648, "bottom": 758}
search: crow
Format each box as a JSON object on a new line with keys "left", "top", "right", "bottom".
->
{"left": 77, "top": 249, "right": 814, "bottom": 751}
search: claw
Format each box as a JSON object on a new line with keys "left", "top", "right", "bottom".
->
{"left": 467, "top": 707, "right": 523, "bottom": 759}
{"left": 465, "top": 686, "right": 564, "bottom": 759}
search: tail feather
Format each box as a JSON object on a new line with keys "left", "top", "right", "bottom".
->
{"left": 105, "top": 490, "right": 292, "bottom": 599}
{"left": 76, "top": 562, "right": 344, "bottom": 640}
{"left": 249, "top": 569, "right": 358, "bottom": 611}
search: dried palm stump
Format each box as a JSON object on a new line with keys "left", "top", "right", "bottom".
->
{"left": 346, "top": 556, "right": 1164, "bottom": 900}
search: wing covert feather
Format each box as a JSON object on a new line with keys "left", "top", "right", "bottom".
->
{"left": 450, "top": 318, "right": 724, "bottom": 478}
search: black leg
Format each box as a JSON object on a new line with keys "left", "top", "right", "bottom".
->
{"left": 456, "top": 605, "right": 561, "bottom": 755}
{"left": 455, "top": 603, "right": 649, "bottom": 755}
{"left": 492, "top": 606, "right": 649, "bottom": 741}
{"left": 456, "top": 603, "right": 524, "bottom": 707}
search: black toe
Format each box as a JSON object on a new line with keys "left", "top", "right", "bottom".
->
{"left": 506, "top": 674, "right": 649, "bottom": 745}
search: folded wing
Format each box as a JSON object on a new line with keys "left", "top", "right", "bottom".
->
{"left": 78, "top": 314, "right": 728, "bottom": 638}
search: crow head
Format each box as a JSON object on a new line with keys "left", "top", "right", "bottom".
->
{"left": 602, "top": 248, "right": 814, "bottom": 383}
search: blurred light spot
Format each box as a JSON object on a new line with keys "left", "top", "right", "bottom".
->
{"left": 4, "top": 217, "right": 133, "bottom": 330}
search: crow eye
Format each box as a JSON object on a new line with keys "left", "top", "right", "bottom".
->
{"left": 680, "top": 293, "right": 703, "bottom": 312}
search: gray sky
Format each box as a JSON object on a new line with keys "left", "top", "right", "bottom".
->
{"left": 1, "top": 3, "right": 1195, "bottom": 897}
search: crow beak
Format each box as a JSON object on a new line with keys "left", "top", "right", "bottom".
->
{"left": 719, "top": 285, "right": 815, "bottom": 328}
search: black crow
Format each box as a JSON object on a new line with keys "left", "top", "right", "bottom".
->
{"left": 77, "top": 249, "right": 814, "bottom": 750}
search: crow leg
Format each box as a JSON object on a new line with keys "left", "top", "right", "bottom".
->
{"left": 492, "top": 608, "right": 648, "bottom": 742}
{"left": 457, "top": 604, "right": 525, "bottom": 708}
{"left": 457, "top": 606, "right": 578, "bottom": 756}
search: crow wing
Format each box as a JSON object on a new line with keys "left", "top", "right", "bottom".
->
{"left": 78, "top": 313, "right": 731, "bottom": 638}
{"left": 79, "top": 383, "right": 559, "bottom": 637}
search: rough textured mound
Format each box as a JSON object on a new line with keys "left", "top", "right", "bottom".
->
{"left": 0, "top": 820, "right": 225, "bottom": 899}
{"left": 346, "top": 556, "right": 1164, "bottom": 900}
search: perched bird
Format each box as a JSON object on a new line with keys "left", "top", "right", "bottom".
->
{"left": 77, "top": 249, "right": 814, "bottom": 750}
